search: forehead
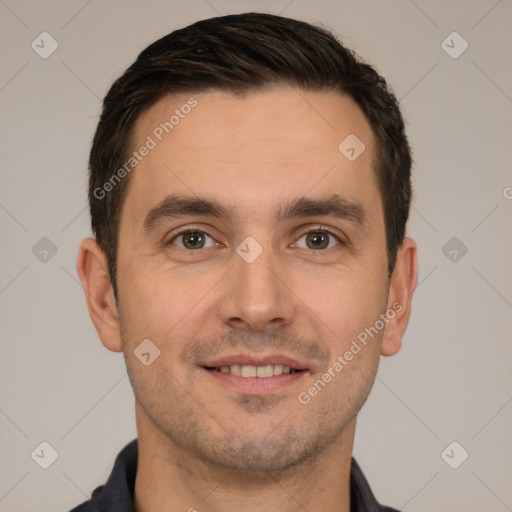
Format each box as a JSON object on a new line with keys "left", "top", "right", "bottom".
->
{"left": 134, "top": 86, "right": 374, "bottom": 156}
{"left": 124, "top": 86, "right": 380, "bottom": 227}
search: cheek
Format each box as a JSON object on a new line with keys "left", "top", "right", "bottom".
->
{"left": 303, "top": 270, "right": 388, "bottom": 378}
{"left": 311, "top": 268, "right": 386, "bottom": 330}
{"left": 117, "top": 263, "right": 218, "bottom": 358}
{"left": 118, "top": 260, "right": 177, "bottom": 322}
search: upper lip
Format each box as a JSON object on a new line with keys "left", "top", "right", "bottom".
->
{"left": 200, "top": 353, "right": 309, "bottom": 371}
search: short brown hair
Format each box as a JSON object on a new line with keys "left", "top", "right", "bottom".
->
{"left": 88, "top": 12, "right": 412, "bottom": 299}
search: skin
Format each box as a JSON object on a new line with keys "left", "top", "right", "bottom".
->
{"left": 77, "top": 86, "right": 417, "bottom": 512}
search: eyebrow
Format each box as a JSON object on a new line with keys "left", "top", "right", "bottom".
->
{"left": 142, "top": 193, "right": 367, "bottom": 232}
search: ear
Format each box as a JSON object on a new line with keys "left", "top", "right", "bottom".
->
{"left": 381, "top": 237, "right": 418, "bottom": 356}
{"left": 76, "top": 237, "right": 123, "bottom": 352}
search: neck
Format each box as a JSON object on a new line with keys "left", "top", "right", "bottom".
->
{"left": 133, "top": 403, "right": 356, "bottom": 512}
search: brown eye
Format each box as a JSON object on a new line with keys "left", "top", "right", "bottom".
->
{"left": 295, "top": 229, "right": 342, "bottom": 250}
{"left": 306, "top": 232, "right": 329, "bottom": 249}
{"left": 169, "top": 230, "right": 215, "bottom": 250}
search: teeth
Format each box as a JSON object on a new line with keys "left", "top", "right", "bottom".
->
{"left": 256, "top": 365, "right": 273, "bottom": 378}
{"left": 241, "top": 365, "right": 257, "bottom": 377}
{"left": 229, "top": 364, "right": 241, "bottom": 376}
{"left": 213, "top": 364, "right": 300, "bottom": 378}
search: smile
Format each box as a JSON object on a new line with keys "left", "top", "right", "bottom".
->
{"left": 204, "top": 364, "right": 302, "bottom": 378}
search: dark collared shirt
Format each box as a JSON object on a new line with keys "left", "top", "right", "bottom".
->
{"left": 68, "top": 439, "right": 400, "bottom": 512}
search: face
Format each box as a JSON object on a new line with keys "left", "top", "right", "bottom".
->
{"left": 113, "top": 87, "right": 392, "bottom": 474}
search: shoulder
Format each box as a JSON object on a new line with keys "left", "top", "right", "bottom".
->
{"left": 65, "top": 438, "right": 137, "bottom": 512}
{"left": 350, "top": 457, "right": 403, "bottom": 512}
{"left": 66, "top": 491, "right": 103, "bottom": 512}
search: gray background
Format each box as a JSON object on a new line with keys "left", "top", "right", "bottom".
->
{"left": 1, "top": 1, "right": 511, "bottom": 511}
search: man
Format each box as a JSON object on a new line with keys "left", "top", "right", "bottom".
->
{"left": 73, "top": 11, "right": 417, "bottom": 512}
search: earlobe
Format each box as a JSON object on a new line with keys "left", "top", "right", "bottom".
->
{"left": 76, "top": 237, "right": 123, "bottom": 352}
{"left": 381, "top": 237, "right": 418, "bottom": 357}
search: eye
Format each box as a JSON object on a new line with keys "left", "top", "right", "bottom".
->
{"left": 294, "top": 228, "right": 343, "bottom": 250}
{"left": 168, "top": 229, "right": 217, "bottom": 250}
{"left": 167, "top": 226, "right": 344, "bottom": 251}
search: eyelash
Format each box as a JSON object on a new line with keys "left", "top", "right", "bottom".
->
{"left": 167, "top": 225, "right": 345, "bottom": 250}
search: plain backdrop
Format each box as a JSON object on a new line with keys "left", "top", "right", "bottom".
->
{"left": 1, "top": 1, "right": 511, "bottom": 511}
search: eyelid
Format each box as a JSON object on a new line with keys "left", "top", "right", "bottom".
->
{"left": 167, "top": 225, "right": 217, "bottom": 248}
{"left": 293, "top": 224, "right": 345, "bottom": 249}
{"left": 296, "top": 224, "right": 344, "bottom": 240}
{"left": 166, "top": 224, "right": 346, "bottom": 248}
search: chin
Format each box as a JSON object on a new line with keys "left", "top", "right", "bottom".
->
{"left": 177, "top": 414, "right": 345, "bottom": 478}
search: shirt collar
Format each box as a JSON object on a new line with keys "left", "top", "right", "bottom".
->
{"left": 82, "top": 438, "right": 399, "bottom": 512}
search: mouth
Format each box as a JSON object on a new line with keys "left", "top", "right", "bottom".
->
{"left": 200, "top": 354, "right": 309, "bottom": 394}
{"left": 204, "top": 364, "right": 303, "bottom": 378}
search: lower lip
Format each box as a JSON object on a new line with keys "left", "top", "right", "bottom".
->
{"left": 203, "top": 368, "right": 307, "bottom": 394}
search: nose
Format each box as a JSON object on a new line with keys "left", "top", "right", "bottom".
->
{"left": 217, "top": 242, "right": 296, "bottom": 332}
